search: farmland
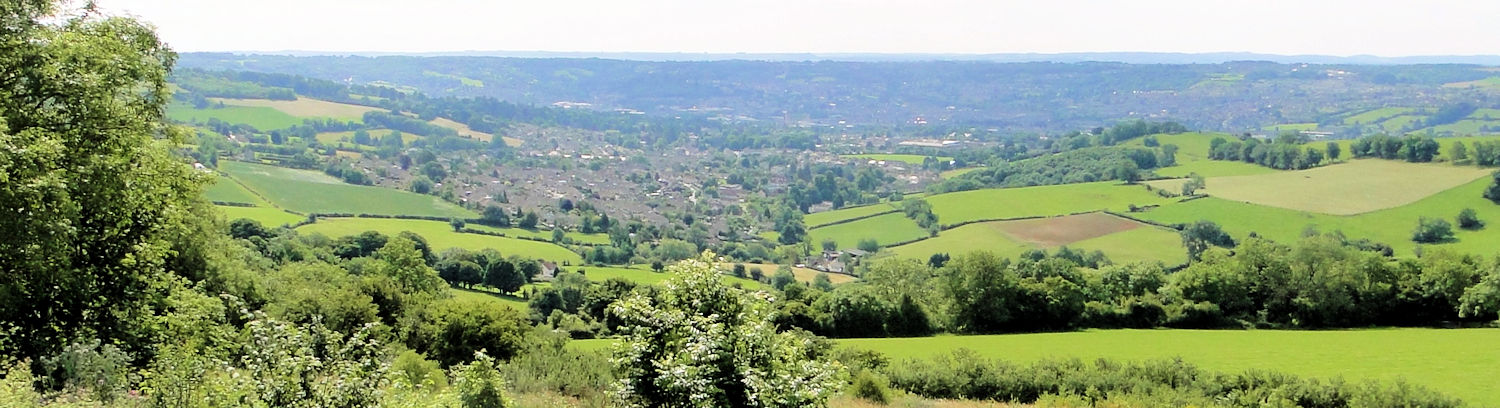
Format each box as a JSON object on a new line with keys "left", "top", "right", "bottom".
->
{"left": 296, "top": 217, "right": 584, "bottom": 263}
{"left": 209, "top": 97, "right": 381, "bottom": 121}
{"left": 807, "top": 212, "right": 929, "bottom": 250}
{"left": 836, "top": 328, "right": 1500, "bottom": 406}
{"left": 731, "top": 263, "right": 858, "bottom": 284}
{"left": 805, "top": 203, "right": 896, "bottom": 228}
{"left": 215, "top": 205, "right": 306, "bottom": 227}
{"left": 924, "top": 181, "right": 1175, "bottom": 226}
{"left": 167, "top": 102, "right": 304, "bottom": 130}
{"left": 1134, "top": 176, "right": 1500, "bottom": 256}
{"left": 1342, "top": 107, "right": 1416, "bottom": 125}
{"left": 466, "top": 223, "right": 610, "bottom": 245}
{"left": 313, "top": 128, "right": 420, "bottom": 147}
{"left": 219, "top": 160, "right": 475, "bottom": 218}
{"left": 886, "top": 213, "right": 1186, "bottom": 265}
{"left": 429, "top": 117, "right": 524, "bottom": 146}
{"left": 203, "top": 177, "right": 264, "bottom": 205}
{"left": 1149, "top": 159, "right": 1493, "bottom": 215}
{"left": 1124, "top": 132, "right": 1278, "bottom": 177}
{"left": 842, "top": 153, "right": 952, "bottom": 165}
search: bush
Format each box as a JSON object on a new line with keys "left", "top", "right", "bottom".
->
{"left": 1412, "top": 217, "right": 1455, "bottom": 243}
{"left": 850, "top": 370, "right": 892, "bottom": 404}
{"left": 1458, "top": 208, "right": 1484, "bottom": 230}
{"left": 454, "top": 351, "right": 512, "bottom": 408}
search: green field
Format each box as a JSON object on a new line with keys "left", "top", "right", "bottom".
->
{"left": 925, "top": 182, "right": 1176, "bottom": 226}
{"left": 1135, "top": 176, "right": 1500, "bottom": 256}
{"left": 296, "top": 218, "right": 583, "bottom": 263}
{"left": 1443, "top": 76, "right": 1500, "bottom": 90}
{"left": 886, "top": 213, "right": 1186, "bottom": 265}
{"left": 220, "top": 161, "right": 474, "bottom": 218}
{"left": 1149, "top": 160, "right": 1493, "bottom": 215}
{"left": 465, "top": 223, "right": 609, "bottom": 245}
{"left": 1428, "top": 119, "right": 1500, "bottom": 135}
{"left": 167, "top": 102, "right": 305, "bottom": 131}
{"left": 939, "top": 167, "right": 983, "bottom": 179}
{"left": 833, "top": 329, "right": 1500, "bottom": 406}
{"left": 203, "top": 177, "right": 265, "bottom": 205}
{"left": 211, "top": 97, "right": 380, "bottom": 121}
{"left": 808, "top": 212, "right": 930, "bottom": 250}
{"left": 215, "top": 205, "right": 306, "bottom": 227}
{"left": 314, "top": 128, "right": 420, "bottom": 147}
{"left": 1125, "top": 132, "right": 1279, "bottom": 178}
{"left": 1262, "top": 122, "right": 1318, "bottom": 132}
{"left": 451, "top": 287, "right": 529, "bottom": 310}
{"left": 805, "top": 203, "right": 897, "bottom": 228}
{"left": 1342, "top": 107, "right": 1416, "bottom": 125}
{"left": 1331, "top": 136, "right": 1500, "bottom": 162}
{"left": 843, "top": 154, "right": 953, "bottom": 165}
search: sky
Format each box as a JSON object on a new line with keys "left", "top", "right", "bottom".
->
{"left": 100, "top": 0, "right": 1500, "bottom": 56}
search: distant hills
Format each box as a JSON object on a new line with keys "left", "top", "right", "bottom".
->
{"left": 220, "top": 51, "right": 1500, "bottom": 65}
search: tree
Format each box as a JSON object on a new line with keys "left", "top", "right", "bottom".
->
{"left": 1326, "top": 141, "right": 1342, "bottom": 160}
{"left": 1181, "top": 220, "right": 1236, "bottom": 261}
{"left": 820, "top": 239, "right": 838, "bottom": 252}
{"left": 1412, "top": 217, "right": 1455, "bottom": 243}
{"left": 411, "top": 298, "right": 529, "bottom": 367}
{"left": 375, "top": 236, "right": 446, "bottom": 294}
{"left": 1448, "top": 142, "right": 1469, "bottom": 163}
{"left": 1, "top": 2, "right": 199, "bottom": 361}
{"left": 518, "top": 211, "right": 540, "bottom": 229}
{"left": 857, "top": 238, "right": 880, "bottom": 253}
{"left": 551, "top": 228, "right": 566, "bottom": 243}
{"left": 813, "top": 273, "right": 835, "bottom": 291}
{"left": 450, "top": 218, "right": 466, "bottom": 232}
{"left": 1113, "top": 161, "right": 1140, "bottom": 184}
{"left": 480, "top": 205, "right": 512, "bottom": 227}
{"left": 1457, "top": 208, "right": 1484, "bottom": 230}
{"left": 772, "top": 267, "right": 798, "bottom": 290}
{"left": 410, "top": 176, "right": 434, "bottom": 194}
{"left": 454, "top": 351, "right": 513, "bottom": 408}
{"left": 611, "top": 255, "right": 845, "bottom": 407}
{"left": 1486, "top": 171, "right": 1500, "bottom": 204}
{"left": 484, "top": 259, "right": 525, "bottom": 293}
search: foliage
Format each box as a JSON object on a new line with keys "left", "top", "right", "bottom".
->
{"left": 610, "top": 254, "right": 846, "bottom": 407}
{"left": 849, "top": 370, "right": 892, "bottom": 405}
{"left": 408, "top": 297, "right": 529, "bottom": 367}
{"left": 1486, "top": 171, "right": 1500, "bottom": 204}
{"left": 932, "top": 147, "right": 1161, "bottom": 193}
{"left": 453, "top": 351, "right": 512, "bottom": 408}
{"left": 1180, "top": 220, "right": 1236, "bottom": 261}
{"left": 1349, "top": 134, "right": 1442, "bottom": 162}
{"left": 1457, "top": 208, "right": 1484, "bottom": 230}
{"left": 1412, "top": 217, "right": 1455, "bottom": 243}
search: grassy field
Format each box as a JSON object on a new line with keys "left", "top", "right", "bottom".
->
{"left": 451, "top": 287, "right": 529, "bottom": 310}
{"left": 313, "top": 128, "right": 420, "bottom": 147}
{"left": 1428, "top": 119, "right": 1500, "bottom": 135}
{"left": 925, "top": 182, "right": 1176, "bottom": 226}
{"left": 886, "top": 213, "right": 1186, "bottom": 265}
{"left": 1124, "top": 132, "right": 1279, "bottom": 178}
{"left": 215, "top": 205, "right": 306, "bottom": 227}
{"left": 1443, "top": 76, "right": 1500, "bottom": 90}
{"left": 1381, "top": 115, "right": 1426, "bottom": 132}
{"left": 842, "top": 154, "right": 953, "bottom": 165}
{"left": 465, "top": 223, "right": 610, "bottom": 245}
{"left": 296, "top": 217, "right": 583, "bottom": 263}
{"left": 836, "top": 329, "right": 1500, "bottom": 406}
{"left": 1149, "top": 160, "right": 1493, "bottom": 215}
{"left": 808, "top": 212, "right": 930, "bottom": 250}
{"left": 1331, "top": 136, "right": 1500, "bottom": 162}
{"left": 730, "top": 263, "right": 858, "bottom": 284}
{"left": 805, "top": 203, "right": 897, "bottom": 228}
{"left": 167, "top": 102, "right": 304, "bottom": 130}
{"left": 220, "top": 161, "right": 475, "bottom": 218}
{"left": 209, "top": 97, "right": 380, "bottom": 121}
{"left": 1342, "top": 107, "right": 1416, "bottom": 125}
{"left": 429, "top": 117, "right": 523, "bottom": 146}
{"left": 940, "top": 167, "right": 984, "bottom": 179}
{"left": 203, "top": 177, "right": 265, "bottom": 205}
{"left": 1262, "top": 122, "right": 1318, "bottom": 133}
{"left": 1134, "top": 176, "right": 1500, "bottom": 256}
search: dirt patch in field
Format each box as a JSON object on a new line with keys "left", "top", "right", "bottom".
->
{"left": 993, "top": 212, "right": 1143, "bottom": 246}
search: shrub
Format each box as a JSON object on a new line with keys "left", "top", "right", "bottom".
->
{"left": 1412, "top": 217, "right": 1455, "bottom": 243}
{"left": 1457, "top": 208, "right": 1484, "bottom": 230}
{"left": 455, "top": 351, "right": 512, "bottom": 408}
{"left": 850, "top": 370, "right": 892, "bottom": 404}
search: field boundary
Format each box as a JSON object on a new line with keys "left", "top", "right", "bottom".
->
{"left": 303, "top": 213, "right": 603, "bottom": 247}
{"left": 1104, "top": 210, "right": 1184, "bottom": 231}
{"left": 807, "top": 208, "right": 900, "bottom": 229}
{"left": 938, "top": 209, "right": 1101, "bottom": 230}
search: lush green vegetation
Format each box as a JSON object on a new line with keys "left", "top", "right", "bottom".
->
{"left": 166, "top": 102, "right": 306, "bottom": 131}
{"left": 215, "top": 205, "right": 305, "bottom": 227}
{"left": 1161, "top": 159, "right": 1492, "bottom": 215}
{"left": 808, "top": 212, "right": 929, "bottom": 251}
{"left": 201, "top": 177, "right": 264, "bottom": 205}
{"left": 297, "top": 218, "right": 584, "bottom": 263}
{"left": 925, "top": 182, "right": 1175, "bottom": 225}
{"left": 805, "top": 203, "right": 896, "bottom": 228}
{"left": 220, "top": 160, "right": 475, "bottom": 217}
{"left": 842, "top": 154, "right": 953, "bottom": 165}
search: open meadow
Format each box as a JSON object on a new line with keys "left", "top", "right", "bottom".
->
{"left": 886, "top": 213, "right": 1186, "bottom": 265}
{"left": 167, "top": 102, "right": 304, "bottom": 130}
{"left": 429, "top": 117, "right": 524, "bottom": 146}
{"left": 1148, "top": 159, "right": 1493, "bottom": 215}
{"left": 805, "top": 203, "right": 897, "bottom": 228}
{"left": 924, "top": 181, "right": 1176, "bottom": 226}
{"left": 295, "top": 217, "right": 584, "bottom": 263}
{"left": 808, "top": 212, "right": 930, "bottom": 250}
{"left": 220, "top": 160, "right": 475, "bottom": 218}
{"left": 215, "top": 205, "right": 306, "bottom": 227}
{"left": 208, "top": 97, "right": 381, "bottom": 121}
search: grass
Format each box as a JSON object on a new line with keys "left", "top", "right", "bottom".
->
{"left": 924, "top": 182, "right": 1176, "bottom": 226}
{"left": 1342, "top": 107, "right": 1416, "bottom": 126}
{"left": 886, "top": 213, "right": 1185, "bottom": 265}
{"left": 464, "top": 223, "right": 610, "bottom": 245}
{"left": 805, "top": 203, "right": 897, "bottom": 228}
{"left": 1381, "top": 115, "right": 1426, "bottom": 133}
{"left": 297, "top": 217, "right": 582, "bottom": 263}
{"left": 940, "top": 167, "right": 984, "bottom": 179}
{"left": 220, "top": 161, "right": 474, "bottom": 218}
{"left": 209, "top": 97, "right": 380, "bottom": 121}
{"left": 1262, "top": 122, "right": 1318, "bottom": 132}
{"left": 1159, "top": 160, "right": 1492, "bottom": 215}
{"left": 423, "top": 70, "right": 485, "bottom": 87}
{"left": 843, "top": 154, "right": 953, "bottom": 165}
{"left": 167, "top": 102, "right": 304, "bottom": 131}
{"left": 836, "top": 328, "right": 1500, "bottom": 406}
{"left": 1124, "top": 132, "right": 1279, "bottom": 178}
{"left": 1133, "top": 175, "right": 1500, "bottom": 256}
{"left": 808, "top": 213, "right": 930, "bottom": 250}
{"left": 215, "top": 205, "right": 306, "bottom": 227}
{"left": 313, "top": 128, "right": 419, "bottom": 147}
{"left": 1443, "top": 76, "right": 1500, "bottom": 90}
{"left": 429, "top": 117, "right": 523, "bottom": 146}
{"left": 1427, "top": 119, "right": 1500, "bottom": 135}
{"left": 203, "top": 176, "right": 265, "bottom": 205}
{"left": 451, "top": 287, "right": 529, "bottom": 310}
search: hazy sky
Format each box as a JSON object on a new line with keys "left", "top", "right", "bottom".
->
{"left": 100, "top": 0, "right": 1499, "bottom": 56}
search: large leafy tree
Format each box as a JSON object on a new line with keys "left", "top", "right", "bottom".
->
{"left": 611, "top": 253, "right": 845, "bottom": 407}
{"left": 0, "top": 0, "right": 200, "bottom": 359}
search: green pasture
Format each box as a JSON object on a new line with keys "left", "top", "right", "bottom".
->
{"left": 296, "top": 217, "right": 583, "bottom": 263}
{"left": 1342, "top": 107, "right": 1416, "bottom": 126}
{"left": 1124, "top": 132, "right": 1276, "bottom": 177}
{"left": 940, "top": 167, "right": 983, "bottom": 179}
{"left": 1134, "top": 176, "right": 1500, "bottom": 257}
{"left": 1067, "top": 226, "right": 1187, "bottom": 266}
{"left": 808, "top": 212, "right": 930, "bottom": 250}
{"left": 1151, "top": 159, "right": 1492, "bottom": 215}
{"left": 215, "top": 205, "right": 305, "bottom": 227}
{"left": 220, "top": 161, "right": 474, "bottom": 218}
{"left": 885, "top": 216, "right": 1185, "bottom": 265}
{"left": 805, "top": 203, "right": 897, "bottom": 228}
{"left": 925, "top": 182, "right": 1175, "bottom": 226}
{"left": 203, "top": 176, "right": 266, "bottom": 205}
{"left": 835, "top": 328, "right": 1500, "bottom": 406}
{"left": 314, "top": 128, "right": 419, "bottom": 146}
{"left": 843, "top": 154, "right": 952, "bottom": 165}
{"left": 167, "top": 102, "right": 304, "bottom": 131}
{"left": 451, "top": 287, "right": 529, "bottom": 310}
